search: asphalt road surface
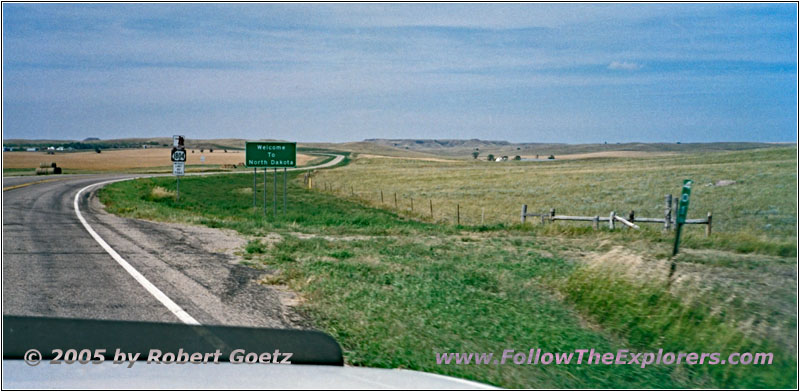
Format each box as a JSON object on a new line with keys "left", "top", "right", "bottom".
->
{"left": 2, "top": 155, "right": 344, "bottom": 327}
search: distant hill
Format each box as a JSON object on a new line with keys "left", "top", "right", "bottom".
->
{"left": 363, "top": 139, "right": 793, "bottom": 158}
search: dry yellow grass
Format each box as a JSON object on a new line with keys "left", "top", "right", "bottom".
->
{"left": 150, "top": 186, "right": 175, "bottom": 199}
{"left": 356, "top": 153, "right": 460, "bottom": 163}
{"left": 522, "top": 150, "right": 677, "bottom": 160}
{"left": 3, "top": 148, "right": 316, "bottom": 171}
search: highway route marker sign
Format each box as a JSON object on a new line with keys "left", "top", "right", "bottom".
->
{"left": 246, "top": 142, "right": 296, "bottom": 217}
{"left": 171, "top": 149, "right": 186, "bottom": 162}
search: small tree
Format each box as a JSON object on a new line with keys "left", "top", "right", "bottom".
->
{"left": 209, "top": 148, "right": 214, "bottom": 153}
{"left": 472, "top": 151, "right": 480, "bottom": 159}
{"left": 513, "top": 155, "right": 521, "bottom": 160}
{"left": 548, "top": 155, "right": 555, "bottom": 160}
{"left": 487, "top": 154, "right": 495, "bottom": 161}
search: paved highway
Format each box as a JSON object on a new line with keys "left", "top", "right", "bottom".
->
{"left": 2, "top": 155, "right": 344, "bottom": 327}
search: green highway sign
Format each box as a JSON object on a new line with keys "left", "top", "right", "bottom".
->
{"left": 675, "top": 179, "right": 693, "bottom": 224}
{"left": 245, "top": 142, "right": 297, "bottom": 168}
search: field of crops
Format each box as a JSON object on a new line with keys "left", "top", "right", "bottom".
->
{"left": 2, "top": 148, "right": 317, "bottom": 172}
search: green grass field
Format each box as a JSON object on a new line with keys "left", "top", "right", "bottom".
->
{"left": 314, "top": 147, "right": 796, "bottom": 256}
{"left": 99, "top": 147, "right": 797, "bottom": 388}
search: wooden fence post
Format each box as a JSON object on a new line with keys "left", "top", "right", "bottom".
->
{"left": 549, "top": 208, "right": 555, "bottom": 223}
{"left": 380, "top": 190, "right": 384, "bottom": 203}
{"left": 609, "top": 211, "right": 616, "bottom": 229}
{"left": 521, "top": 204, "right": 527, "bottom": 224}
{"left": 628, "top": 210, "right": 635, "bottom": 229}
{"left": 706, "top": 212, "right": 713, "bottom": 237}
{"left": 394, "top": 193, "right": 398, "bottom": 209}
{"left": 664, "top": 194, "right": 672, "bottom": 231}
{"left": 430, "top": 199, "right": 434, "bottom": 220}
{"left": 457, "top": 204, "right": 460, "bottom": 225}
{"left": 673, "top": 198, "right": 679, "bottom": 228}
{"left": 410, "top": 197, "right": 414, "bottom": 212}
{"left": 481, "top": 208, "right": 485, "bottom": 225}
{"left": 351, "top": 185, "right": 354, "bottom": 196}
{"left": 593, "top": 216, "right": 600, "bottom": 230}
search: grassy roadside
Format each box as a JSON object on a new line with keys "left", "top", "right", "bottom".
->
{"left": 99, "top": 172, "right": 796, "bottom": 388}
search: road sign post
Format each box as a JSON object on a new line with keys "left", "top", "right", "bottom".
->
{"left": 668, "top": 179, "right": 693, "bottom": 283}
{"left": 171, "top": 136, "right": 186, "bottom": 201}
{"left": 672, "top": 179, "right": 693, "bottom": 256}
{"left": 284, "top": 168, "right": 287, "bottom": 214}
{"left": 245, "top": 142, "right": 296, "bottom": 217}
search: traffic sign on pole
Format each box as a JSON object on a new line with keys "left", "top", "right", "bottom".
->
{"left": 173, "top": 162, "right": 185, "bottom": 176}
{"left": 246, "top": 141, "right": 296, "bottom": 217}
{"left": 171, "top": 135, "right": 186, "bottom": 202}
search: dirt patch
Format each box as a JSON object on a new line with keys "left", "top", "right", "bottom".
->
{"left": 289, "top": 232, "right": 393, "bottom": 242}
{"left": 90, "top": 191, "right": 310, "bottom": 329}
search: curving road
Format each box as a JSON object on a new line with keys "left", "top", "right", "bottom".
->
{"left": 2, "top": 155, "right": 344, "bottom": 327}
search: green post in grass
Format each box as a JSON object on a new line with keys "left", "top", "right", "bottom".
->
{"left": 669, "top": 179, "right": 693, "bottom": 282}
{"left": 672, "top": 179, "right": 693, "bottom": 256}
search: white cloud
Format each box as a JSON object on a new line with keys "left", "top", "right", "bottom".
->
{"left": 607, "top": 61, "right": 642, "bottom": 71}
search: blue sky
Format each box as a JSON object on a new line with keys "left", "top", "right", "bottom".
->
{"left": 2, "top": 3, "right": 797, "bottom": 143}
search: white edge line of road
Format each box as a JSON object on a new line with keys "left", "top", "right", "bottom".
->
{"left": 73, "top": 178, "right": 201, "bottom": 325}
{"left": 69, "top": 153, "right": 345, "bottom": 326}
